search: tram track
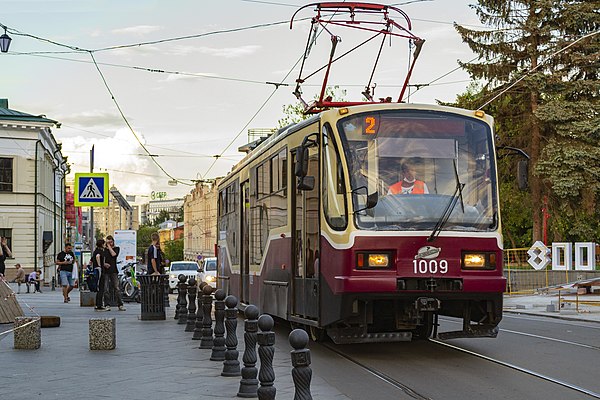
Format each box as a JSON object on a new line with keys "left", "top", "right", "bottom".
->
{"left": 429, "top": 338, "right": 600, "bottom": 399}
{"left": 439, "top": 317, "right": 600, "bottom": 351}
{"left": 321, "top": 342, "right": 433, "bottom": 400}
{"left": 319, "top": 328, "right": 600, "bottom": 400}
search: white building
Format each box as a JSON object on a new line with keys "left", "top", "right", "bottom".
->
{"left": 147, "top": 198, "right": 183, "bottom": 224}
{"left": 0, "top": 99, "right": 67, "bottom": 282}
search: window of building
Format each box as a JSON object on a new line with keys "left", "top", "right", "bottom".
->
{"left": 0, "top": 158, "right": 13, "bottom": 192}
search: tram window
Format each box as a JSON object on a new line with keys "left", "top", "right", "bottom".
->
{"left": 257, "top": 162, "right": 270, "bottom": 198}
{"left": 322, "top": 124, "right": 348, "bottom": 230}
{"left": 269, "top": 148, "right": 288, "bottom": 194}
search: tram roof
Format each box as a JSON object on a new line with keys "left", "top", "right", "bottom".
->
{"left": 220, "top": 103, "right": 493, "bottom": 188}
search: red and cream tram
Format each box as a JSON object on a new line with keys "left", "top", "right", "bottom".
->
{"left": 217, "top": 103, "right": 504, "bottom": 343}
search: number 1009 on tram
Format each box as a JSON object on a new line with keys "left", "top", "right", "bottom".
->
{"left": 217, "top": 103, "right": 504, "bottom": 343}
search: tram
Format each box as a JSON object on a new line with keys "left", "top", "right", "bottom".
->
{"left": 216, "top": 102, "right": 505, "bottom": 343}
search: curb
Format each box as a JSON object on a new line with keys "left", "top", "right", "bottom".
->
{"left": 503, "top": 309, "right": 600, "bottom": 324}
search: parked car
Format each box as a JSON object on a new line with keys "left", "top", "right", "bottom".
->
{"left": 168, "top": 261, "right": 200, "bottom": 293}
{"left": 198, "top": 257, "right": 217, "bottom": 288}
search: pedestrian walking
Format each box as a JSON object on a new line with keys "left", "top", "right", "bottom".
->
{"left": 56, "top": 243, "right": 76, "bottom": 303}
{"left": 0, "top": 236, "right": 13, "bottom": 279}
{"left": 103, "top": 235, "right": 126, "bottom": 311}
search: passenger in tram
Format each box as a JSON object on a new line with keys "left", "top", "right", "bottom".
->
{"left": 387, "top": 160, "right": 429, "bottom": 195}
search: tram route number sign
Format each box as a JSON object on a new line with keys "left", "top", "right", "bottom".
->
{"left": 74, "top": 173, "right": 109, "bottom": 207}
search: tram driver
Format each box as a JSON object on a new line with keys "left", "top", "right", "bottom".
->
{"left": 387, "top": 159, "right": 429, "bottom": 195}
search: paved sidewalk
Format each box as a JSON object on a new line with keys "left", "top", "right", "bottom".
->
{"left": 504, "top": 292, "right": 600, "bottom": 323}
{"left": 0, "top": 286, "right": 349, "bottom": 400}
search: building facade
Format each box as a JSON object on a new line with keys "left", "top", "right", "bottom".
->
{"left": 147, "top": 198, "right": 183, "bottom": 225}
{"left": 0, "top": 99, "right": 67, "bottom": 281}
{"left": 93, "top": 186, "right": 139, "bottom": 238}
{"left": 183, "top": 180, "right": 219, "bottom": 261}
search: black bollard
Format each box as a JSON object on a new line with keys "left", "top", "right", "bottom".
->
{"left": 51, "top": 276, "right": 56, "bottom": 291}
{"left": 175, "top": 275, "right": 186, "bottom": 320}
{"left": 257, "top": 314, "right": 276, "bottom": 400}
{"left": 221, "top": 295, "right": 241, "bottom": 377}
{"left": 289, "top": 329, "right": 313, "bottom": 400}
{"left": 199, "top": 284, "right": 214, "bottom": 349}
{"left": 185, "top": 277, "right": 198, "bottom": 332}
{"left": 177, "top": 275, "right": 188, "bottom": 325}
{"left": 211, "top": 289, "right": 227, "bottom": 361}
{"left": 192, "top": 282, "right": 207, "bottom": 340}
{"left": 237, "top": 304, "right": 259, "bottom": 398}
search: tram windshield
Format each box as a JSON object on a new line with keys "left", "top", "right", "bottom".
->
{"left": 337, "top": 110, "right": 498, "bottom": 232}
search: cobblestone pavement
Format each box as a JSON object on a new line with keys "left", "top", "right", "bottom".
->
{"left": 0, "top": 286, "right": 350, "bottom": 400}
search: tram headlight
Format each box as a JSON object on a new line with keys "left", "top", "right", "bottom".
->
{"left": 462, "top": 252, "right": 496, "bottom": 269}
{"left": 356, "top": 252, "right": 392, "bottom": 269}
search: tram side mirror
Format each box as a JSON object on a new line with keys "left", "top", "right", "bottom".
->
{"left": 295, "top": 146, "right": 309, "bottom": 178}
{"left": 297, "top": 175, "right": 315, "bottom": 191}
{"left": 517, "top": 160, "right": 528, "bottom": 191}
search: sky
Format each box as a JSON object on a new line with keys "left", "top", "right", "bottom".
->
{"left": 0, "top": 0, "right": 485, "bottom": 203}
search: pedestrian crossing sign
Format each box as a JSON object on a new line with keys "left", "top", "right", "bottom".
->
{"left": 74, "top": 173, "right": 109, "bottom": 207}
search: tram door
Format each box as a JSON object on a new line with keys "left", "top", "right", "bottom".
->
{"left": 292, "top": 146, "right": 320, "bottom": 320}
{"left": 240, "top": 181, "right": 250, "bottom": 305}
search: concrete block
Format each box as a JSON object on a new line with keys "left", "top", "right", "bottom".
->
{"left": 80, "top": 290, "right": 96, "bottom": 307}
{"left": 14, "top": 317, "right": 41, "bottom": 350}
{"left": 546, "top": 304, "right": 557, "bottom": 312}
{"left": 89, "top": 318, "right": 116, "bottom": 350}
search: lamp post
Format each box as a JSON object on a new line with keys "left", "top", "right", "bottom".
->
{"left": 0, "top": 27, "right": 11, "bottom": 53}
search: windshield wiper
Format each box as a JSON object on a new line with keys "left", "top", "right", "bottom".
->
{"left": 427, "top": 160, "right": 465, "bottom": 242}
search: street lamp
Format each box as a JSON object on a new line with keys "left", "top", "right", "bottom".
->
{"left": 0, "top": 27, "right": 11, "bottom": 53}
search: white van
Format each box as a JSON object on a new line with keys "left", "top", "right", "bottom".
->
{"left": 198, "top": 257, "right": 217, "bottom": 288}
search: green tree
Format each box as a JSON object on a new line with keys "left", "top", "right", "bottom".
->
{"left": 95, "top": 228, "right": 104, "bottom": 241}
{"left": 136, "top": 225, "right": 155, "bottom": 259}
{"left": 448, "top": 83, "right": 533, "bottom": 248}
{"left": 277, "top": 86, "right": 346, "bottom": 128}
{"left": 163, "top": 239, "right": 183, "bottom": 262}
{"left": 455, "top": 0, "right": 600, "bottom": 243}
{"left": 152, "top": 209, "right": 171, "bottom": 226}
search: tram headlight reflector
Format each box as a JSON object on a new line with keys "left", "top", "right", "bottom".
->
{"left": 462, "top": 252, "right": 496, "bottom": 269}
{"left": 356, "top": 252, "right": 392, "bottom": 269}
{"left": 368, "top": 254, "right": 389, "bottom": 267}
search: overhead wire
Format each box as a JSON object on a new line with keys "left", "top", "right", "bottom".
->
{"left": 199, "top": 0, "right": 349, "bottom": 179}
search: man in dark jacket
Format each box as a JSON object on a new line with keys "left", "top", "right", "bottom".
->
{"left": 102, "top": 235, "right": 126, "bottom": 311}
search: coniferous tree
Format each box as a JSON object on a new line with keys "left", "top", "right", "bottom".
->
{"left": 455, "top": 0, "right": 600, "bottom": 243}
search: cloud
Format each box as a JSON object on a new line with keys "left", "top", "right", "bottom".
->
{"left": 170, "top": 44, "right": 261, "bottom": 58}
{"left": 159, "top": 72, "right": 220, "bottom": 83}
{"left": 62, "top": 128, "right": 159, "bottom": 197}
{"left": 59, "top": 110, "right": 125, "bottom": 128}
{"left": 111, "top": 25, "right": 162, "bottom": 36}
